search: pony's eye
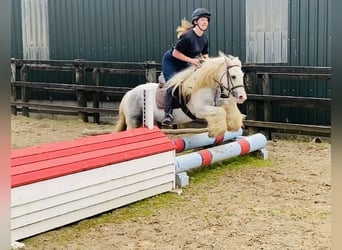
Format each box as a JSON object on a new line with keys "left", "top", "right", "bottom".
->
{"left": 231, "top": 75, "right": 236, "bottom": 80}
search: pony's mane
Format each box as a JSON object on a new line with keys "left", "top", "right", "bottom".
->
{"left": 168, "top": 53, "right": 242, "bottom": 96}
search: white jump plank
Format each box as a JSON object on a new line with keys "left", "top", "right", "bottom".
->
{"left": 12, "top": 165, "right": 174, "bottom": 218}
{"left": 12, "top": 182, "right": 173, "bottom": 241}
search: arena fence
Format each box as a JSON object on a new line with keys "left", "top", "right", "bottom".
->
{"left": 10, "top": 58, "right": 331, "bottom": 138}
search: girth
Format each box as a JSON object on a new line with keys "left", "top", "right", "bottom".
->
{"left": 172, "top": 86, "right": 198, "bottom": 120}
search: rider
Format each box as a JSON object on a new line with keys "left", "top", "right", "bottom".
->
{"left": 161, "top": 8, "right": 211, "bottom": 126}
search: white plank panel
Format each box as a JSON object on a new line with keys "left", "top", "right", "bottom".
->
{"left": 12, "top": 173, "right": 174, "bottom": 228}
{"left": 12, "top": 182, "right": 173, "bottom": 241}
{"left": 12, "top": 164, "right": 174, "bottom": 218}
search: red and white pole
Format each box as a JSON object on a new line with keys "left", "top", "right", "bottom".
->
{"left": 172, "top": 128, "right": 243, "bottom": 153}
{"left": 175, "top": 133, "right": 268, "bottom": 174}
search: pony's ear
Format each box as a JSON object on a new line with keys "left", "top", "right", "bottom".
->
{"left": 227, "top": 55, "right": 242, "bottom": 67}
{"left": 233, "top": 57, "right": 242, "bottom": 67}
{"left": 218, "top": 51, "right": 225, "bottom": 57}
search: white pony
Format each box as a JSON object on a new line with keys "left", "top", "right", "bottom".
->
{"left": 114, "top": 52, "right": 247, "bottom": 137}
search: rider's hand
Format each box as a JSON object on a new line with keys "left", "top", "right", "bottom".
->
{"left": 189, "top": 58, "right": 201, "bottom": 66}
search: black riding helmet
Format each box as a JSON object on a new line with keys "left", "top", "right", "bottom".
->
{"left": 191, "top": 8, "right": 211, "bottom": 24}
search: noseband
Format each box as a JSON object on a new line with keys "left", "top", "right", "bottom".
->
{"left": 214, "top": 65, "right": 244, "bottom": 98}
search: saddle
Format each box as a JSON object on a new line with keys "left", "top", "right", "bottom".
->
{"left": 155, "top": 74, "right": 167, "bottom": 109}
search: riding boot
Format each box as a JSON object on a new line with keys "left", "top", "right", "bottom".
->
{"left": 161, "top": 88, "right": 174, "bottom": 126}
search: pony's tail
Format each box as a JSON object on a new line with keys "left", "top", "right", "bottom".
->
{"left": 114, "top": 102, "right": 127, "bottom": 132}
{"left": 176, "top": 19, "right": 192, "bottom": 39}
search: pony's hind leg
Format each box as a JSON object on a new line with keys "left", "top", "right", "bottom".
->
{"left": 118, "top": 88, "right": 144, "bottom": 130}
{"left": 125, "top": 113, "right": 143, "bottom": 129}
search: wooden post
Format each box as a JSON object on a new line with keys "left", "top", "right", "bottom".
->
{"left": 20, "top": 65, "right": 29, "bottom": 117}
{"left": 11, "top": 60, "right": 17, "bottom": 115}
{"left": 245, "top": 72, "right": 258, "bottom": 135}
{"left": 92, "top": 68, "right": 100, "bottom": 124}
{"left": 75, "top": 60, "right": 88, "bottom": 122}
{"left": 145, "top": 61, "right": 157, "bottom": 82}
{"left": 262, "top": 73, "right": 271, "bottom": 139}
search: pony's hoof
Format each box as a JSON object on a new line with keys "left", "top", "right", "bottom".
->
{"left": 207, "top": 131, "right": 215, "bottom": 138}
{"left": 208, "top": 130, "right": 224, "bottom": 138}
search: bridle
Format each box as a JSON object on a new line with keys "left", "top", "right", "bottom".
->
{"left": 214, "top": 65, "right": 244, "bottom": 98}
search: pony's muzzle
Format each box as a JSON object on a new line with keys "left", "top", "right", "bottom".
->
{"left": 237, "top": 94, "right": 247, "bottom": 104}
{"left": 231, "top": 89, "right": 247, "bottom": 104}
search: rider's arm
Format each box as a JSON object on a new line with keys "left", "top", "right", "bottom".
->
{"left": 172, "top": 49, "right": 201, "bottom": 66}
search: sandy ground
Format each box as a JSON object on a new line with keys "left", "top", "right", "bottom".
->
{"left": 11, "top": 115, "right": 331, "bottom": 250}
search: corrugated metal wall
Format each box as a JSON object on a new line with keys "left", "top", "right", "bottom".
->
{"left": 270, "top": 0, "right": 332, "bottom": 125}
{"left": 12, "top": 0, "right": 247, "bottom": 89}
{"left": 11, "top": 0, "right": 23, "bottom": 59}
{"left": 11, "top": 0, "right": 331, "bottom": 65}
{"left": 288, "top": 0, "right": 331, "bottom": 66}
{"left": 46, "top": 0, "right": 245, "bottom": 62}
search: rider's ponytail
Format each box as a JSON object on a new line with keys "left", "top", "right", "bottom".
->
{"left": 176, "top": 19, "right": 192, "bottom": 39}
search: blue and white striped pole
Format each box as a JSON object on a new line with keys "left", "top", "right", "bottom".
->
{"left": 174, "top": 133, "right": 268, "bottom": 187}
{"left": 172, "top": 128, "right": 243, "bottom": 153}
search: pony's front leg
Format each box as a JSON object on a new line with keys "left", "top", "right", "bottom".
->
{"left": 195, "top": 105, "right": 227, "bottom": 138}
{"left": 220, "top": 98, "right": 246, "bottom": 131}
{"left": 191, "top": 90, "right": 227, "bottom": 137}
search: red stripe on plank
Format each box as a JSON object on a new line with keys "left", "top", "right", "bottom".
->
{"left": 11, "top": 131, "right": 166, "bottom": 167}
{"left": 12, "top": 137, "right": 174, "bottom": 175}
{"left": 11, "top": 126, "right": 162, "bottom": 158}
{"left": 11, "top": 141, "right": 175, "bottom": 187}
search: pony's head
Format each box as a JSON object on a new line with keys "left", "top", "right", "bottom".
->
{"left": 216, "top": 52, "right": 247, "bottom": 104}
{"left": 169, "top": 52, "right": 247, "bottom": 104}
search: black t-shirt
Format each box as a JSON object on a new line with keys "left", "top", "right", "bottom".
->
{"left": 174, "top": 29, "right": 209, "bottom": 58}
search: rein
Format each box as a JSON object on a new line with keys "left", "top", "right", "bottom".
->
{"left": 214, "top": 65, "right": 244, "bottom": 98}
